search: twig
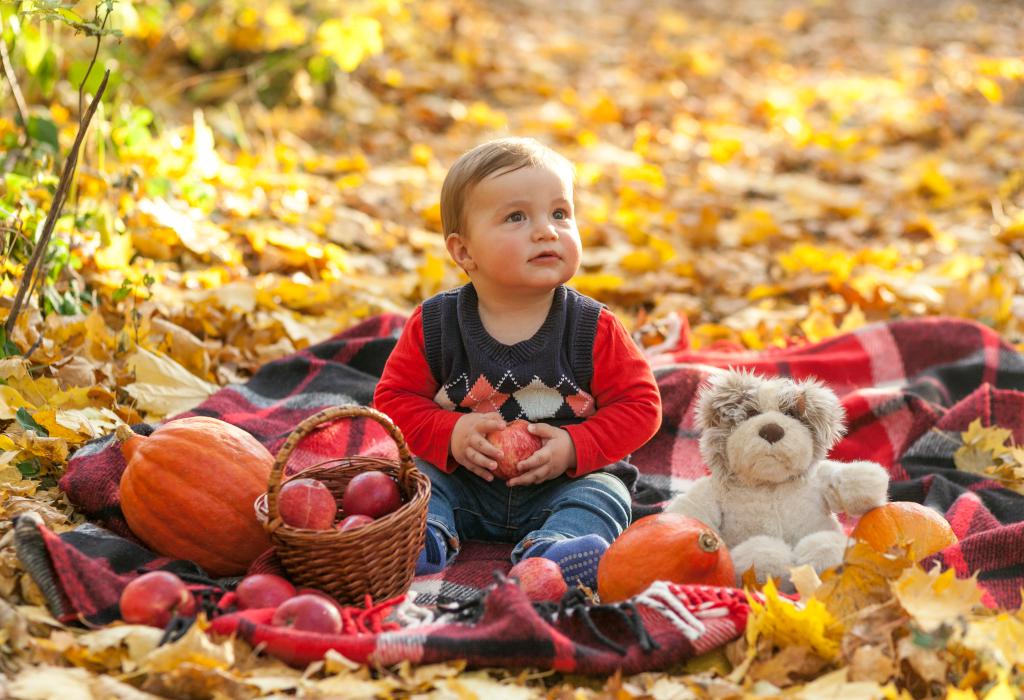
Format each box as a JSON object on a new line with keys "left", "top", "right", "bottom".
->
{"left": 166, "top": 65, "right": 251, "bottom": 97}
{"left": 78, "top": 5, "right": 111, "bottom": 121}
{"left": 0, "top": 13, "right": 29, "bottom": 130}
{"left": 4, "top": 70, "right": 110, "bottom": 338}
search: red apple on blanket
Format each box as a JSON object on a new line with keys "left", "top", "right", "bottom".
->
{"left": 486, "top": 419, "right": 543, "bottom": 480}
{"left": 235, "top": 574, "right": 296, "bottom": 610}
{"left": 271, "top": 593, "right": 343, "bottom": 634}
{"left": 336, "top": 513, "right": 375, "bottom": 532}
{"left": 119, "top": 571, "right": 196, "bottom": 627}
{"left": 341, "top": 472, "right": 402, "bottom": 519}
{"left": 508, "top": 557, "right": 568, "bottom": 602}
{"left": 278, "top": 478, "right": 337, "bottom": 529}
{"left": 297, "top": 588, "right": 347, "bottom": 616}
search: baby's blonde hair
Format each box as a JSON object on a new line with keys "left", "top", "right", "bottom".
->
{"left": 440, "top": 137, "right": 574, "bottom": 237}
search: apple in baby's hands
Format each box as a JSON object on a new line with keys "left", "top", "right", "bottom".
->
{"left": 271, "top": 593, "right": 343, "bottom": 634}
{"left": 485, "top": 420, "right": 543, "bottom": 480}
{"left": 235, "top": 574, "right": 296, "bottom": 610}
{"left": 341, "top": 472, "right": 402, "bottom": 519}
{"left": 278, "top": 478, "right": 338, "bottom": 529}
{"left": 507, "top": 557, "right": 568, "bottom": 602}
{"left": 119, "top": 571, "right": 196, "bottom": 627}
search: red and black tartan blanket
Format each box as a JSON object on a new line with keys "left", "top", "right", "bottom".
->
{"left": 15, "top": 314, "right": 1024, "bottom": 669}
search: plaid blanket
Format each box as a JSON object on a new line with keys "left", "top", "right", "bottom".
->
{"left": 20, "top": 315, "right": 1024, "bottom": 631}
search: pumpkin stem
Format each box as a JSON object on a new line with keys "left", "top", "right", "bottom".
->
{"left": 697, "top": 531, "right": 720, "bottom": 553}
{"left": 115, "top": 423, "right": 144, "bottom": 462}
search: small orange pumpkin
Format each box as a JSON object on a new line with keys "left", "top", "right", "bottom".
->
{"left": 118, "top": 417, "right": 273, "bottom": 577}
{"left": 597, "top": 513, "right": 735, "bottom": 603}
{"left": 851, "top": 501, "right": 957, "bottom": 561}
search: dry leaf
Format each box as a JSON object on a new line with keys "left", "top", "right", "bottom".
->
{"left": 123, "top": 348, "right": 219, "bottom": 418}
{"left": 138, "top": 619, "right": 234, "bottom": 673}
{"left": 787, "top": 668, "right": 886, "bottom": 699}
{"left": 896, "top": 635, "right": 948, "bottom": 686}
{"left": 960, "top": 613, "right": 1024, "bottom": 672}
{"left": 814, "top": 542, "right": 910, "bottom": 623}
{"left": 846, "top": 645, "right": 895, "bottom": 684}
{"left": 746, "top": 643, "right": 831, "bottom": 687}
{"left": 746, "top": 579, "right": 843, "bottom": 662}
{"left": 891, "top": 566, "right": 985, "bottom": 633}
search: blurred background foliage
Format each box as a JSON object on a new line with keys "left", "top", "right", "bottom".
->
{"left": 0, "top": 0, "right": 1022, "bottom": 509}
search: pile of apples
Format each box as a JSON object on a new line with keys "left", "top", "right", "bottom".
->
{"left": 120, "top": 570, "right": 350, "bottom": 633}
{"left": 277, "top": 471, "right": 403, "bottom": 531}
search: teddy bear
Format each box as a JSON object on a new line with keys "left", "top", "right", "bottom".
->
{"left": 665, "top": 369, "right": 890, "bottom": 589}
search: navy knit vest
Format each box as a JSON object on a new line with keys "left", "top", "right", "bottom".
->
{"left": 421, "top": 284, "right": 603, "bottom": 426}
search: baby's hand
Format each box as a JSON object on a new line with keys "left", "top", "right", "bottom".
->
{"left": 507, "top": 423, "right": 576, "bottom": 486}
{"left": 450, "top": 412, "right": 506, "bottom": 481}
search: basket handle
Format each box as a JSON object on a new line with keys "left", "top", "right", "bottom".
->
{"left": 265, "top": 405, "right": 414, "bottom": 526}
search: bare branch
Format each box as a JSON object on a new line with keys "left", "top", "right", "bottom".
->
{"left": 79, "top": 4, "right": 112, "bottom": 121}
{"left": 0, "top": 13, "right": 29, "bottom": 130}
{"left": 5, "top": 70, "right": 110, "bottom": 338}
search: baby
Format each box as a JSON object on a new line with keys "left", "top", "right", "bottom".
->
{"left": 373, "top": 137, "right": 662, "bottom": 589}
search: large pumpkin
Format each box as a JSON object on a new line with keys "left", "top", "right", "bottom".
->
{"left": 597, "top": 513, "right": 735, "bottom": 603}
{"left": 118, "top": 417, "right": 273, "bottom": 577}
{"left": 851, "top": 501, "right": 957, "bottom": 561}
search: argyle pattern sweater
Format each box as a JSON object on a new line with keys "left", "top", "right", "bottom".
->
{"left": 373, "top": 284, "right": 662, "bottom": 476}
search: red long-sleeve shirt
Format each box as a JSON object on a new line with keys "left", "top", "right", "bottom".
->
{"left": 373, "top": 305, "right": 662, "bottom": 477}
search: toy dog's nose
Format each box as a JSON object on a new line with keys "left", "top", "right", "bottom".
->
{"left": 759, "top": 422, "right": 785, "bottom": 444}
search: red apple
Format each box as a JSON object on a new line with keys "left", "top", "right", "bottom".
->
{"left": 336, "top": 513, "right": 374, "bottom": 532}
{"left": 297, "top": 588, "right": 346, "bottom": 616}
{"left": 508, "top": 557, "right": 568, "bottom": 602}
{"left": 341, "top": 472, "right": 402, "bottom": 519}
{"left": 235, "top": 574, "right": 296, "bottom": 610}
{"left": 271, "top": 593, "right": 343, "bottom": 634}
{"left": 119, "top": 571, "right": 196, "bottom": 627}
{"left": 485, "top": 420, "right": 542, "bottom": 480}
{"left": 278, "top": 478, "right": 337, "bottom": 529}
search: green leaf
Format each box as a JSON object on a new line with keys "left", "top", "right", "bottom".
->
{"left": 4, "top": 173, "right": 30, "bottom": 197}
{"left": 307, "top": 54, "right": 334, "bottom": 84}
{"left": 27, "top": 115, "right": 58, "bottom": 152}
{"left": 20, "top": 24, "right": 48, "bottom": 74}
{"left": 15, "top": 407, "right": 49, "bottom": 436}
{"left": 144, "top": 176, "right": 171, "bottom": 198}
{"left": 54, "top": 7, "right": 85, "bottom": 26}
{"left": 112, "top": 279, "right": 133, "bottom": 302}
{"left": 17, "top": 459, "right": 40, "bottom": 478}
{"left": 0, "top": 329, "right": 21, "bottom": 358}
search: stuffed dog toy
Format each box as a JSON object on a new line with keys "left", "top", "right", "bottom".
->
{"left": 666, "top": 369, "right": 889, "bottom": 588}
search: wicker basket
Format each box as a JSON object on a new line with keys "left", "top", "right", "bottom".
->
{"left": 262, "top": 405, "right": 430, "bottom": 603}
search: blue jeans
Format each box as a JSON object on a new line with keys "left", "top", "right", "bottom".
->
{"left": 414, "top": 457, "right": 632, "bottom": 565}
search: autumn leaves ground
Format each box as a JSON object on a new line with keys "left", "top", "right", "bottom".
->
{"left": 2, "top": 0, "right": 1024, "bottom": 696}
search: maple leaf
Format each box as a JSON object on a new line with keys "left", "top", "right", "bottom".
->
{"left": 891, "top": 566, "right": 985, "bottom": 633}
{"left": 954, "top": 420, "right": 1024, "bottom": 493}
{"left": 745, "top": 579, "right": 843, "bottom": 662}
{"left": 814, "top": 542, "right": 911, "bottom": 624}
{"left": 961, "top": 613, "right": 1024, "bottom": 674}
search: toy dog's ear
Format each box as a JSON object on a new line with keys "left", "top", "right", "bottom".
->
{"left": 696, "top": 369, "right": 759, "bottom": 430}
{"left": 793, "top": 378, "right": 846, "bottom": 450}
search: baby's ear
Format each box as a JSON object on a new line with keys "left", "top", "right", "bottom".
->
{"left": 445, "top": 233, "right": 476, "bottom": 272}
{"left": 794, "top": 378, "right": 846, "bottom": 449}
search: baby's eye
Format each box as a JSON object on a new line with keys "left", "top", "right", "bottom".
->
{"left": 505, "top": 211, "right": 526, "bottom": 223}
{"left": 784, "top": 406, "right": 801, "bottom": 419}
{"left": 552, "top": 208, "right": 569, "bottom": 220}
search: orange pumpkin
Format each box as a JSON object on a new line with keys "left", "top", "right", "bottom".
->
{"left": 597, "top": 513, "right": 735, "bottom": 603}
{"left": 851, "top": 502, "right": 957, "bottom": 561}
{"left": 118, "top": 417, "right": 273, "bottom": 577}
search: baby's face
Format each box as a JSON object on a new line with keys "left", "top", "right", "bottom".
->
{"left": 454, "top": 163, "right": 581, "bottom": 295}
